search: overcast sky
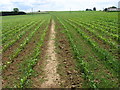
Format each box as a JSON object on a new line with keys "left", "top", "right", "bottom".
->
{"left": 0, "top": 0, "right": 119, "bottom": 12}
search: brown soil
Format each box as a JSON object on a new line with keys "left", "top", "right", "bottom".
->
{"left": 65, "top": 19, "right": 119, "bottom": 87}
{"left": 3, "top": 21, "right": 34, "bottom": 44}
{"left": 77, "top": 22, "right": 119, "bottom": 60}
{"left": 73, "top": 21, "right": 111, "bottom": 50}
{"left": 40, "top": 20, "right": 60, "bottom": 88}
{"left": 2, "top": 21, "right": 41, "bottom": 66}
{"left": 30, "top": 20, "right": 52, "bottom": 88}
{"left": 68, "top": 20, "right": 119, "bottom": 58}
{"left": 30, "top": 20, "right": 61, "bottom": 88}
{"left": 2, "top": 19, "right": 84, "bottom": 88}
{"left": 2, "top": 22, "right": 46, "bottom": 88}
{"left": 55, "top": 19, "right": 83, "bottom": 88}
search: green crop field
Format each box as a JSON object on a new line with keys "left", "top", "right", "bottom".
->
{"left": 2, "top": 11, "right": 119, "bottom": 88}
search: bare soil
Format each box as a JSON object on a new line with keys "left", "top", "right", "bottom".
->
{"left": 2, "top": 22, "right": 41, "bottom": 66}
{"left": 40, "top": 20, "right": 60, "bottom": 88}
{"left": 2, "top": 19, "right": 84, "bottom": 88}
{"left": 2, "top": 22, "right": 46, "bottom": 88}
{"left": 55, "top": 19, "right": 84, "bottom": 88}
{"left": 30, "top": 20, "right": 52, "bottom": 88}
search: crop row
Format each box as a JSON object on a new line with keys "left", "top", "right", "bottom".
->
{"left": 2, "top": 20, "right": 42, "bottom": 52}
{"left": 56, "top": 16, "right": 98, "bottom": 88}
{"left": 67, "top": 19, "right": 118, "bottom": 49}
{"left": 92, "top": 20, "right": 118, "bottom": 34}
{"left": 55, "top": 14, "right": 119, "bottom": 87}
{"left": 2, "top": 20, "right": 46, "bottom": 70}
{"left": 3, "top": 21, "right": 28, "bottom": 35}
{"left": 64, "top": 18, "right": 119, "bottom": 74}
{"left": 2, "top": 17, "right": 33, "bottom": 34}
{"left": 2, "top": 20, "right": 37, "bottom": 44}
{"left": 2, "top": 16, "right": 34, "bottom": 31}
{"left": 15, "top": 19, "right": 50, "bottom": 88}
{"left": 77, "top": 19, "right": 118, "bottom": 38}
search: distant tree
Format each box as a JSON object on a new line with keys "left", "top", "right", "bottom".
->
{"left": 38, "top": 10, "right": 40, "bottom": 12}
{"left": 86, "top": 9, "right": 88, "bottom": 11}
{"left": 86, "top": 9, "right": 92, "bottom": 11}
{"left": 93, "top": 7, "right": 96, "bottom": 11}
{"left": 104, "top": 8, "right": 108, "bottom": 11}
{"left": 13, "top": 8, "right": 19, "bottom": 12}
{"left": 111, "top": 6, "right": 117, "bottom": 8}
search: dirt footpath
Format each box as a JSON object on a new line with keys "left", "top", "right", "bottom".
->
{"left": 41, "top": 20, "right": 60, "bottom": 88}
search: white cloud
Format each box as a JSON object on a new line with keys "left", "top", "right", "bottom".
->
{"left": 0, "top": 0, "right": 119, "bottom": 11}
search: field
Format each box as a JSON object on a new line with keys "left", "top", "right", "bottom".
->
{"left": 2, "top": 11, "right": 119, "bottom": 88}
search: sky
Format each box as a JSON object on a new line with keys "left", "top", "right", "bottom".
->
{"left": 0, "top": 0, "right": 119, "bottom": 12}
